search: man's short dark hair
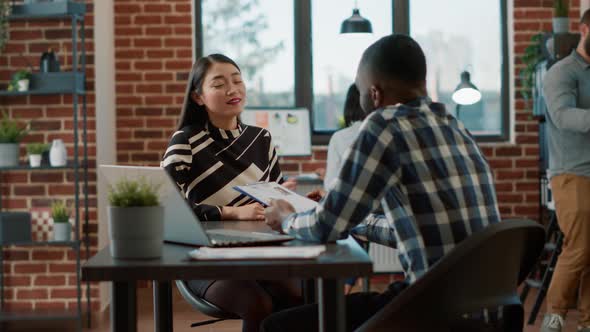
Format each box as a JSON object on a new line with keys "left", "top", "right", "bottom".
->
{"left": 360, "top": 34, "right": 426, "bottom": 84}
{"left": 581, "top": 9, "right": 590, "bottom": 26}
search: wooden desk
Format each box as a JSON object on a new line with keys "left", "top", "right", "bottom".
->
{"left": 82, "top": 222, "right": 372, "bottom": 332}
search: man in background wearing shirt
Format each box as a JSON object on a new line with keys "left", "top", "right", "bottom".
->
{"left": 540, "top": 9, "right": 590, "bottom": 332}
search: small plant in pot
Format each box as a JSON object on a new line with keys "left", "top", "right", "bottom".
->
{"left": 0, "top": 110, "right": 28, "bottom": 167}
{"left": 7, "top": 69, "right": 32, "bottom": 92}
{"left": 26, "top": 143, "right": 49, "bottom": 167}
{"left": 51, "top": 200, "right": 71, "bottom": 242}
{"left": 107, "top": 177, "right": 163, "bottom": 259}
{"left": 553, "top": 0, "right": 570, "bottom": 33}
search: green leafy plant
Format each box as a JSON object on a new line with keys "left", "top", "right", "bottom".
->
{"left": 0, "top": 0, "right": 9, "bottom": 54}
{"left": 51, "top": 200, "right": 70, "bottom": 223}
{"left": 108, "top": 177, "right": 160, "bottom": 208}
{"left": 519, "top": 32, "right": 546, "bottom": 100}
{"left": 13, "top": 69, "right": 31, "bottom": 81}
{"left": 554, "top": 0, "right": 569, "bottom": 17}
{"left": 0, "top": 110, "right": 28, "bottom": 143}
{"left": 7, "top": 69, "right": 32, "bottom": 91}
{"left": 26, "top": 142, "right": 49, "bottom": 155}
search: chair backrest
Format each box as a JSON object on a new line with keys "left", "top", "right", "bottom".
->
{"left": 175, "top": 280, "right": 240, "bottom": 320}
{"left": 356, "top": 219, "right": 545, "bottom": 332}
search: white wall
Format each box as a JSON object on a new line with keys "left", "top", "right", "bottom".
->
{"left": 93, "top": 0, "right": 116, "bottom": 313}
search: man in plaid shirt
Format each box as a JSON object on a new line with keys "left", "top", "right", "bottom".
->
{"left": 262, "top": 34, "right": 500, "bottom": 331}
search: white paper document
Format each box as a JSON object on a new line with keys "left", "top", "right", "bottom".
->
{"left": 188, "top": 245, "right": 326, "bottom": 260}
{"left": 234, "top": 182, "right": 319, "bottom": 213}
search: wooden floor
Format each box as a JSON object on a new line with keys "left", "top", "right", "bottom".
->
{"left": 2, "top": 281, "right": 582, "bottom": 331}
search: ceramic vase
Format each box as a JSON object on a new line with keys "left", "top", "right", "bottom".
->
{"left": 49, "top": 139, "right": 67, "bottom": 167}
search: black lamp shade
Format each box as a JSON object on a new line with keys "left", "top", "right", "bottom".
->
{"left": 340, "top": 9, "right": 373, "bottom": 34}
{"left": 452, "top": 71, "right": 482, "bottom": 105}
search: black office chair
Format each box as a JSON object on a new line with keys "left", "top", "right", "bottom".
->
{"left": 175, "top": 280, "right": 240, "bottom": 328}
{"left": 355, "top": 219, "right": 545, "bottom": 332}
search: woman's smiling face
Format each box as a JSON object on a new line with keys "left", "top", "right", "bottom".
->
{"left": 193, "top": 61, "right": 246, "bottom": 119}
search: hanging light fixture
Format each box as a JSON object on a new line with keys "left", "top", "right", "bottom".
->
{"left": 452, "top": 71, "right": 482, "bottom": 105}
{"left": 340, "top": 0, "right": 373, "bottom": 34}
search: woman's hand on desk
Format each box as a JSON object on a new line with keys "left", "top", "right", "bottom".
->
{"left": 264, "top": 199, "right": 296, "bottom": 233}
{"left": 221, "top": 203, "right": 265, "bottom": 221}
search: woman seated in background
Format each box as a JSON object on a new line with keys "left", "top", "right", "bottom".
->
{"left": 325, "top": 84, "right": 368, "bottom": 294}
{"left": 324, "top": 84, "right": 367, "bottom": 189}
{"left": 161, "top": 53, "right": 300, "bottom": 332}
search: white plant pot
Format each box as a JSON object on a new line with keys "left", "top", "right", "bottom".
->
{"left": 29, "top": 154, "right": 42, "bottom": 167}
{"left": 17, "top": 79, "right": 29, "bottom": 92}
{"left": 552, "top": 17, "right": 570, "bottom": 34}
{"left": 108, "top": 206, "right": 164, "bottom": 259}
{"left": 53, "top": 221, "right": 71, "bottom": 241}
{"left": 0, "top": 143, "right": 19, "bottom": 167}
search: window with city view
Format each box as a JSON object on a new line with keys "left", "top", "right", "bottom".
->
{"left": 312, "top": 0, "right": 392, "bottom": 132}
{"left": 196, "top": 0, "right": 509, "bottom": 141}
{"left": 409, "top": 0, "right": 507, "bottom": 137}
{"left": 201, "top": 0, "right": 295, "bottom": 107}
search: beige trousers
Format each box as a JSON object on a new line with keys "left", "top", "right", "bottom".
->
{"left": 548, "top": 173, "right": 590, "bottom": 326}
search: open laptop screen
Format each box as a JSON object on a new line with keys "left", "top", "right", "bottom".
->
{"left": 240, "top": 108, "right": 312, "bottom": 157}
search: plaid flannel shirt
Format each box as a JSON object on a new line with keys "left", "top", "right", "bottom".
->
{"left": 282, "top": 97, "right": 500, "bottom": 282}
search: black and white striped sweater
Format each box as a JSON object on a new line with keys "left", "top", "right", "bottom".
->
{"left": 161, "top": 121, "right": 283, "bottom": 221}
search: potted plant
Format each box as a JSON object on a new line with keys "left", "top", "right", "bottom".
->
{"left": 553, "top": 0, "right": 569, "bottom": 33}
{"left": 9, "top": 69, "right": 32, "bottom": 92}
{"left": 51, "top": 200, "right": 71, "bottom": 241}
{"left": 0, "top": 110, "right": 28, "bottom": 167}
{"left": 26, "top": 143, "right": 48, "bottom": 167}
{"left": 107, "top": 177, "right": 163, "bottom": 259}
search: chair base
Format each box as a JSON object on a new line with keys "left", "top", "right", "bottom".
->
{"left": 191, "top": 318, "right": 228, "bottom": 328}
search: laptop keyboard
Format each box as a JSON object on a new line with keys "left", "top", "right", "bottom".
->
{"left": 207, "top": 229, "right": 293, "bottom": 247}
{"left": 209, "top": 234, "right": 263, "bottom": 246}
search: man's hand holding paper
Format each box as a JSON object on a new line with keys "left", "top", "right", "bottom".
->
{"left": 265, "top": 199, "right": 296, "bottom": 233}
{"left": 233, "top": 182, "right": 318, "bottom": 212}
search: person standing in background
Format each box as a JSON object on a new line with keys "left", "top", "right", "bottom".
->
{"left": 541, "top": 9, "right": 590, "bottom": 332}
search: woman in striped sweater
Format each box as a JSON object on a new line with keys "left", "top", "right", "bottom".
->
{"left": 162, "top": 54, "right": 300, "bottom": 332}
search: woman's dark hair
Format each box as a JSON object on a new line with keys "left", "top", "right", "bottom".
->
{"left": 343, "top": 84, "right": 365, "bottom": 127}
{"left": 175, "top": 54, "right": 241, "bottom": 131}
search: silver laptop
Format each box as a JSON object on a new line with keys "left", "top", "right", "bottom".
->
{"left": 99, "top": 165, "right": 294, "bottom": 247}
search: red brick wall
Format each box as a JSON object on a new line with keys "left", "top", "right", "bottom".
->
{"left": 0, "top": 1, "right": 99, "bottom": 312}
{"left": 113, "top": 0, "right": 583, "bottom": 222}
{"left": 114, "top": 0, "right": 192, "bottom": 165}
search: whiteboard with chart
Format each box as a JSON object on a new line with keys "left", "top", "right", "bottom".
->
{"left": 240, "top": 108, "right": 312, "bottom": 156}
